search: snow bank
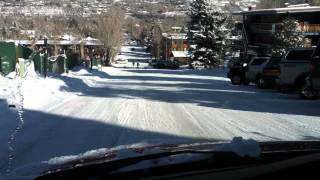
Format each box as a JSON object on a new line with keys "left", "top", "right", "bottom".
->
{"left": 5, "top": 72, "right": 17, "bottom": 79}
{"left": 25, "top": 61, "right": 38, "bottom": 78}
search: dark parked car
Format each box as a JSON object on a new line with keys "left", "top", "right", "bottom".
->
{"left": 151, "top": 60, "right": 179, "bottom": 69}
{"left": 227, "top": 61, "right": 249, "bottom": 85}
{"left": 260, "top": 57, "right": 282, "bottom": 88}
{"left": 302, "top": 44, "right": 320, "bottom": 99}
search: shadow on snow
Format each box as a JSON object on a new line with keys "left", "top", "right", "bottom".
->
{"left": 0, "top": 99, "right": 217, "bottom": 172}
{"left": 55, "top": 68, "right": 320, "bottom": 117}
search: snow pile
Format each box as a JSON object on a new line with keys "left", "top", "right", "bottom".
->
{"left": 214, "top": 137, "right": 261, "bottom": 157}
{"left": 5, "top": 72, "right": 17, "bottom": 80}
{"left": 68, "top": 66, "right": 91, "bottom": 76}
{"left": 25, "top": 61, "right": 38, "bottom": 78}
{"left": 22, "top": 76, "right": 68, "bottom": 110}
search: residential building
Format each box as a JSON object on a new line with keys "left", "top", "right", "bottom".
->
{"left": 162, "top": 30, "right": 190, "bottom": 65}
{"left": 233, "top": 5, "right": 320, "bottom": 58}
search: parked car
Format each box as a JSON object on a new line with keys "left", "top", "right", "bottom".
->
{"left": 227, "top": 61, "right": 249, "bottom": 85}
{"left": 276, "top": 48, "right": 315, "bottom": 94}
{"left": 244, "top": 57, "right": 271, "bottom": 88}
{"left": 151, "top": 60, "right": 179, "bottom": 69}
{"left": 115, "top": 59, "right": 128, "bottom": 64}
{"left": 302, "top": 45, "right": 320, "bottom": 99}
{"left": 224, "top": 56, "right": 240, "bottom": 68}
{"left": 129, "top": 41, "right": 138, "bottom": 46}
{"left": 260, "top": 57, "right": 282, "bottom": 88}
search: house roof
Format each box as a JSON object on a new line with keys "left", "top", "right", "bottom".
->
{"left": 162, "top": 33, "right": 188, "bottom": 40}
{"left": 6, "top": 40, "right": 33, "bottom": 45}
{"left": 233, "top": 6, "right": 320, "bottom": 16}
{"left": 172, "top": 51, "right": 191, "bottom": 58}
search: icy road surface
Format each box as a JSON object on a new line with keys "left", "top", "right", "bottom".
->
{"left": 0, "top": 46, "right": 320, "bottom": 176}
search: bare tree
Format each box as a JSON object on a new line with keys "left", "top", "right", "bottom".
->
{"left": 96, "top": 6, "right": 125, "bottom": 65}
{"left": 152, "top": 24, "right": 163, "bottom": 60}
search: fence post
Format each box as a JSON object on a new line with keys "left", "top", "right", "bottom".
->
{"left": 40, "top": 53, "right": 48, "bottom": 78}
{"left": 64, "top": 55, "right": 68, "bottom": 73}
{"left": 40, "top": 54, "right": 43, "bottom": 75}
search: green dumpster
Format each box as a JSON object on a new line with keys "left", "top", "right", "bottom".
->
{"left": 66, "top": 53, "right": 80, "bottom": 70}
{"left": 92, "top": 57, "right": 102, "bottom": 68}
{"left": 17, "top": 45, "right": 33, "bottom": 59}
{"left": 0, "top": 42, "right": 16, "bottom": 75}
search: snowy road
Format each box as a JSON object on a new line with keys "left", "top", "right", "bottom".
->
{"left": 1, "top": 46, "right": 320, "bottom": 176}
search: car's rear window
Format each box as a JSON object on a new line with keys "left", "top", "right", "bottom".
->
{"left": 251, "top": 58, "right": 268, "bottom": 65}
{"left": 269, "top": 57, "right": 281, "bottom": 65}
{"left": 286, "top": 50, "right": 313, "bottom": 61}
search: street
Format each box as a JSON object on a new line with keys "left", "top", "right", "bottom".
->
{"left": 1, "top": 45, "right": 320, "bottom": 175}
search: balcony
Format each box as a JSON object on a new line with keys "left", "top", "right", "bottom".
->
{"left": 302, "top": 24, "right": 320, "bottom": 33}
{"left": 250, "top": 23, "right": 281, "bottom": 34}
{"left": 250, "top": 23, "right": 320, "bottom": 35}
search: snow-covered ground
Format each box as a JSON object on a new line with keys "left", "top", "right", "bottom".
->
{"left": 112, "top": 45, "right": 151, "bottom": 69}
{"left": 0, "top": 45, "right": 320, "bottom": 178}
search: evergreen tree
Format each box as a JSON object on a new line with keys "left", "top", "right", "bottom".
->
{"left": 188, "top": 0, "right": 207, "bottom": 30}
{"left": 189, "top": 0, "right": 228, "bottom": 67}
{"left": 272, "top": 17, "right": 305, "bottom": 56}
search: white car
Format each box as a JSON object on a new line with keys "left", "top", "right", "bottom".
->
{"left": 115, "top": 59, "right": 128, "bottom": 64}
{"left": 129, "top": 41, "right": 137, "bottom": 46}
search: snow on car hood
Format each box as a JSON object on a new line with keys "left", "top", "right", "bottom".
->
{"left": 47, "top": 137, "right": 260, "bottom": 166}
{"left": 5, "top": 137, "right": 260, "bottom": 179}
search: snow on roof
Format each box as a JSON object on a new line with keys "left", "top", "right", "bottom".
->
{"left": 162, "top": 33, "right": 188, "bottom": 40}
{"left": 61, "top": 34, "right": 75, "bottom": 41}
{"left": 83, "top": 36, "right": 98, "bottom": 41}
{"left": 83, "top": 41, "right": 104, "bottom": 46}
{"left": 233, "top": 6, "right": 320, "bottom": 15}
{"left": 172, "top": 51, "right": 191, "bottom": 58}
{"left": 35, "top": 40, "right": 80, "bottom": 45}
{"left": 32, "top": 38, "right": 103, "bottom": 46}
{"left": 5, "top": 40, "right": 33, "bottom": 45}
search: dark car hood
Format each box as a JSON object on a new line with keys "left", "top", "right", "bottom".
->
{"left": 6, "top": 139, "right": 320, "bottom": 179}
{"left": 45, "top": 138, "right": 261, "bottom": 170}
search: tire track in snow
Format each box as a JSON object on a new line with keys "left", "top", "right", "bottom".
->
{"left": 6, "top": 80, "right": 24, "bottom": 175}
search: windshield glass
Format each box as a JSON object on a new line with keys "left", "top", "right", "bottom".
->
{"left": 286, "top": 50, "right": 314, "bottom": 61}
{"left": 0, "top": 0, "right": 320, "bottom": 178}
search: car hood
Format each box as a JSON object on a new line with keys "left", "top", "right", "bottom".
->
{"left": 46, "top": 137, "right": 260, "bottom": 169}
{"left": 5, "top": 138, "right": 320, "bottom": 179}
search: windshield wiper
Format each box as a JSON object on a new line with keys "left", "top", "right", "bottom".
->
{"left": 36, "top": 150, "right": 250, "bottom": 180}
{"left": 37, "top": 141, "right": 320, "bottom": 180}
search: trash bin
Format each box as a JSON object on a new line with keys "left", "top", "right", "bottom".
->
{"left": 1, "top": 60, "right": 11, "bottom": 75}
{"left": 92, "top": 57, "right": 98, "bottom": 67}
{"left": 18, "top": 58, "right": 26, "bottom": 77}
{"left": 0, "top": 42, "right": 16, "bottom": 75}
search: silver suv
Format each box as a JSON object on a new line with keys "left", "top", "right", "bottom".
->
{"left": 245, "top": 57, "right": 271, "bottom": 88}
{"left": 276, "top": 47, "right": 315, "bottom": 93}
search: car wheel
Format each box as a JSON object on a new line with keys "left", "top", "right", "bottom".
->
{"left": 299, "top": 81, "right": 318, "bottom": 99}
{"left": 278, "top": 85, "right": 290, "bottom": 93}
{"left": 243, "top": 80, "right": 250, "bottom": 85}
{"left": 256, "top": 76, "right": 266, "bottom": 89}
{"left": 231, "top": 75, "right": 242, "bottom": 85}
